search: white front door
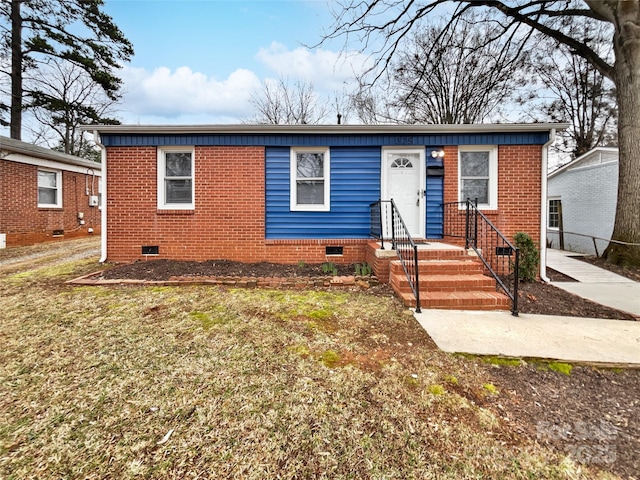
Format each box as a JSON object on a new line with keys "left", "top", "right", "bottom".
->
{"left": 381, "top": 148, "right": 426, "bottom": 238}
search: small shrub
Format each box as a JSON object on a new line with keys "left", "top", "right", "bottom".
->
{"left": 513, "top": 232, "right": 539, "bottom": 282}
{"left": 297, "top": 260, "right": 306, "bottom": 268}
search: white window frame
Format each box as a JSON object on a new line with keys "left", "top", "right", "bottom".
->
{"left": 548, "top": 197, "right": 562, "bottom": 230}
{"left": 458, "top": 145, "right": 498, "bottom": 210}
{"left": 157, "top": 146, "right": 195, "bottom": 210}
{"left": 290, "top": 147, "right": 330, "bottom": 212}
{"left": 37, "top": 168, "right": 62, "bottom": 208}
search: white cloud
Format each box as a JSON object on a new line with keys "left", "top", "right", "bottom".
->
{"left": 114, "top": 44, "right": 371, "bottom": 125}
{"left": 255, "top": 42, "right": 372, "bottom": 93}
{"left": 118, "top": 66, "right": 261, "bottom": 123}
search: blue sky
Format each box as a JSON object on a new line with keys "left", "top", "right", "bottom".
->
{"left": 101, "top": 0, "right": 369, "bottom": 124}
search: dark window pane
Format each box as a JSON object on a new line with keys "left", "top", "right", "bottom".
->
{"left": 38, "top": 188, "right": 56, "bottom": 205}
{"left": 461, "top": 179, "right": 488, "bottom": 204}
{"left": 165, "top": 152, "right": 192, "bottom": 177}
{"left": 297, "top": 180, "right": 324, "bottom": 204}
{"left": 460, "top": 152, "right": 489, "bottom": 177}
{"left": 165, "top": 179, "right": 192, "bottom": 203}
{"left": 297, "top": 153, "right": 324, "bottom": 178}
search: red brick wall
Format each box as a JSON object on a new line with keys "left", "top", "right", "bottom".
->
{"left": 107, "top": 146, "right": 263, "bottom": 262}
{"left": 442, "top": 145, "right": 542, "bottom": 246}
{"left": 105, "top": 143, "right": 543, "bottom": 263}
{"left": 0, "top": 159, "right": 101, "bottom": 247}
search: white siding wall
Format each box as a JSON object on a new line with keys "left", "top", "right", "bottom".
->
{"left": 547, "top": 160, "right": 618, "bottom": 255}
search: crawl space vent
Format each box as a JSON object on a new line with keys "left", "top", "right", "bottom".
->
{"left": 142, "top": 245, "right": 159, "bottom": 255}
{"left": 325, "top": 246, "right": 344, "bottom": 256}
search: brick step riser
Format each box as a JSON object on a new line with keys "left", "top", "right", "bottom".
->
{"left": 415, "top": 250, "right": 469, "bottom": 260}
{"left": 391, "top": 282, "right": 497, "bottom": 293}
{"left": 390, "top": 262, "right": 484, "bottom": 276}
{"left": 397, "top": 292, "right": 511, "bottom": 310}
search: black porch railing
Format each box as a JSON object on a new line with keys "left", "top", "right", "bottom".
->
{"left": 370, "top": 199, "right": 421, "bottom": 313}
{"left": 443, "top": 199, "right": 520, "bottom": 316}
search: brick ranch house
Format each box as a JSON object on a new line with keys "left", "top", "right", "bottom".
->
{"left": 0, "top": 135, "right": 102, "bottom": 248}
{"left": 86, "top": 123, "right": 566, "bottom": 310}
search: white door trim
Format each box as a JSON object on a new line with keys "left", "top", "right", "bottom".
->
{"left": 381, "top": 146, "right": 426, "bottom": 238}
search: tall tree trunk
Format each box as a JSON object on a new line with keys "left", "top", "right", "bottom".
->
{"left": 10, "top": 0, "right": 22, "bottom": 140}
{"left": 605, "top": 4, "right": 640, "bottom": 265}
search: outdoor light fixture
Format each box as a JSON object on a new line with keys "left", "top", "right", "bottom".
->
{"left": 431, "top": 149, "right": 445, "bottom": 158}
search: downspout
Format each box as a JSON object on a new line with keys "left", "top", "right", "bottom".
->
{"left": 539, "top": 128, "right": 556, "bottom": 283}
{"left": 93, "top": 130, "right": 107, "bottom": 263}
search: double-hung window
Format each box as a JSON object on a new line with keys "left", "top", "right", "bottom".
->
{"left": 158, "top": 147, "right": 194, "bottom": 209}
{"left": 458, "top": 146, "right": 498, "bottom": 209}
{"left": 548, "top": 198, "right": 562, "bottom": 229}
{"left": 38, "top": 169, "right": 62, "bottom": 208}
{"left": 290, "top": 147, "right": 330, "bottom": 211}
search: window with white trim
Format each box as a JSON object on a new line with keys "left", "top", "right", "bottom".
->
{"left": 290, "top": 147, "right": 330, "bottom": 211}
{"left": 38, "top": 169, "right": 62, "bottom": 208}
{"left": 158, "top": 147, "right": 194, "bottom": 209}
{"left": 458, "top": 146, "right": 498, "bottom": 209}
{"left": 548, "top": 198, "right": 562, "bottom": 229}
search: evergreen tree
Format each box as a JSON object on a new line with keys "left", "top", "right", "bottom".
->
{"left": 0, "top": 0, "right": 133, "bottom": 140}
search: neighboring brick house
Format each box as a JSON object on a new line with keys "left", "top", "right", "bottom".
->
{"left": 87, "top": 123, "right": 563, "bottom": 273}
{"left": 547, "top": 147, "right": 619, "bottom": 256}
{"left": 0, "top": 136, "right": 102, "bottom": 248}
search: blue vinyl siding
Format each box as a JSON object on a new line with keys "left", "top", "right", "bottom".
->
{"left": 266, "top": 146, "right": 380, "bottom": 239}
{"left": 426, "top": 157, "right": 444, "bottom": 238}
{"left": 102, "top": 132, "right": 550, "bottom": 148}
{"left": 426, "top": 175, "right": 444, "bottom": 238}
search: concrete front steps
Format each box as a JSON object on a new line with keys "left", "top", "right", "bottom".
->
{"left": 389, "top": 245, "right": 511, "bottom": 311}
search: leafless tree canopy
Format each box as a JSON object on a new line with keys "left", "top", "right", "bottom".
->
{"left": 390, "top": 14, "right": 529, "bottom": 123}
{"left": 528, "top": 30, "right": 617, "bottom": 158}
{"left": 248, "top": 77, "right": 330, "bottom": 125}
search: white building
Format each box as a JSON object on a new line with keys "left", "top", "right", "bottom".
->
{"left": 547, "top": 147, "right": 618, "bottom": 256}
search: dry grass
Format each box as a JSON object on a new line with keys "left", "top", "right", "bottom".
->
{"left": 0, "top": 255, "right": 612, "bottom": 479}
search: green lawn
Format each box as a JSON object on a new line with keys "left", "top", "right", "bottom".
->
{"left": 0, "top": 256, "right": 608, "bottom": 479}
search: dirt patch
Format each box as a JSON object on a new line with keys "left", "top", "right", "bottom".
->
{"left": 487, "top": 363, "right": 640, "bottom": 480}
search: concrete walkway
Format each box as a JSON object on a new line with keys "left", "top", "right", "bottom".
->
{"left": 413, "top": 249, "right": 640, "bottom": 365}
{"left": 414, "top": 309, "right": 640, "bottom": 365}
{"left": 547, "top": 249, "right": 640, "bottom": 318}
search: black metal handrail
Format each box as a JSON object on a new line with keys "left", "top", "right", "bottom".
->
{"left": 370, "top": 199, "right": 421, "bottom": 312}
{"left": 442, "top": 199, "right": 520, "bottom": 316}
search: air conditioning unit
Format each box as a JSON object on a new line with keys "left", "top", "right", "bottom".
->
{"left": 89, "top": 196, "right": 99, "bottom": 207}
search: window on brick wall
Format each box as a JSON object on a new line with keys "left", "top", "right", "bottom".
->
{"left": 158, "top": 147, "right": 194, "bottom": 209}
{"left": 290, "top": 147, "right": 330, "bottom": 211}
{"left": 38, "top": 169, "right": 62, "bottom": 208}
{"left": 548, "top": 198, "right": 562, "bottom": 229}
{"left": 458, "top": 145, "right": 497, "bottom": 210}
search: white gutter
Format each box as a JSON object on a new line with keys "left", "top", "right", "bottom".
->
{"left": 81, "top": 122, "right": 570, "bottom": 136}
{"left": 539, "top": 128, "right": 556, "bottom": 283}
{"left": 93, "top": 130, "right": 108, "bottom": 263}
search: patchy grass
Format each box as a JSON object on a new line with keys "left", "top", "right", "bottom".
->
{"left": 0, "top": 257, "right": 610, "bottom": 479}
